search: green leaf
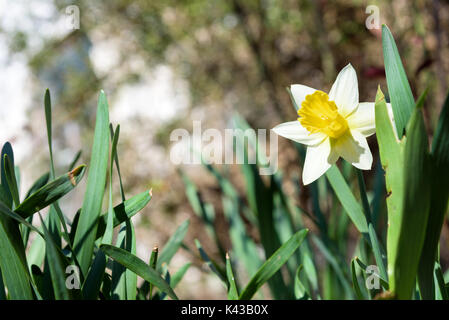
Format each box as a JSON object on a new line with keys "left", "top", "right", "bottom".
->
{"left": 1, "top": 142, "right": 14, "bottom": 208}
{"left": 27, "top": 232, "right": 46, "bottom": 269}
{"left": 0, "top": 202, "right": 33, "bottom": 299}
{"left": 157, "top": 220, "right": 190, "bottom": 271}
{"left": 137, "top": 246, "right": 158, "bottom": 300}
{"left": 325, "top": 166, "right": 368, "bottom": 236}
{"left": 418, "top": 91, "right": 449, "bottom": 299}
{"left": 375, "top": 88, "right": 408, "bottom": 295}
{"left": 294, "top": 265, "right": 310, "bottom": 300}
{"left": 222, "top": 191, "right": 261, "bottom": 280}
{"left": 111, "top": 225, "right": 127, "bottom": 300}
{"left": 21, "top": 173, "right": 50, "bottom": 247}
{"left": 312, "top": 235, "right": 353, "bottom": 298}
{"left": 367, "top": 223, "right": 387, "bottom": 284}
{"left": 74, "top": 90, "right": 110, "bottom": 276}
{"left": 3, "top": 154, "right": 20, "bottom": 208}
{"left": 434, "top": 263, "right": 449, "bottom": 300}
{"left": 226, "top": 253, "right": 239, "bottom": 300}
{"left": 233, "top": 115, "right": 287, "bottom": 299}
{"left": 44, "top": 89, "right": 55, "bottom": 178}
{"left": 195, "top": 239, "right": 227, "bottom": 283}
{"left": 382, "top": 24, "right": 415, "bottom": 137}
{"left": 15, "top": 165, "right": 86, "bottom": 219}
{"left": 389, "top": 104, "right": 431, "bottom": 299}
{"left": 200, "top": 159, "right": 262, "bottom": 280}
{"left": 95, "top": 190, "right": 152, "bottom": 240}
{"left": 109, "top": 124, "right": 126, "bottom": 202}
{"left": 0, "top": 186, "right": 7, "bottom": 206}
{"left": 170, "top": 262, "right": 191, "bottom": 289}
{"left": 0, "top": 145, "right": 34, "bottom": 299}
{"left": 0, "top": 202, "right": 44, "bottom": 238}
{"left": 239, "top": 229, "right": 308, "bottom": 300}
{"left": 374, "top": 88, "right": 404, "bottom": 217}
{"left": 125, "top": 221, "right": 137, "bottom": 300}
{"left": 38, "top": 213, "right": 72, "bottom": 300}
{"left": 104, "top": 124, "right": 120, "bottom": 245}
{"left": 100, "top": 244, "right": 178, "bottom": 300}
{"left": 0, "top": 268, "right": 6, "bottom": 300}
{"left": 351, "top": 259, "right": 365, "bottom": 300}
{"left": 82, "top": 250, "right": 106, "bottom": 300}
{"left": 180, "top": 171, "right": 224, "bottom": 257}
{"left": 146, "top": 246, "right": 159, "bottom": 299}
{"left": 83, "top": 124, "right": 121, "bottom": 300}
{"left": 44, "top": 89, "right": 73, "bottom": 251}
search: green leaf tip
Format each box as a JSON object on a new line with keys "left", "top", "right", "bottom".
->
{"left": 68, "top": 164, "right": 87, "bottom": 186}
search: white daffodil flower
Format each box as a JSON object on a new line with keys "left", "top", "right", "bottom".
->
{"left": 273, "top": 64, "right": 384, "bottom": 185}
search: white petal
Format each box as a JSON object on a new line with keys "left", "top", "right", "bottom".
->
{"left": 272, "top": 121, "right": 326, "bottom": 146}
{"left": 329, "top": 64, "right": 359, "bottom": 117}
{"left": 291, "top": 84, "right": 317, "bottom": 109}
{"left": 332, "top": 130, "right": 373, "bottom": 170}
{"left": 302, "top": 138, "right": 337, "bottom": 185}
{"left": 346, "top": 102, "right": 375, "bottom": 137}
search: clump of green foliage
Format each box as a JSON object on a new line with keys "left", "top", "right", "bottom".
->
{"left": 179, "top": 25, "right": 449, "bottom": 300}
{"left": 0, "top": 88, "right": 308, "bottom": 300}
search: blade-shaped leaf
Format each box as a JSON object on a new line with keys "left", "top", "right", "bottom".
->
{"left": 418, "top": 91, "right": 449, "bottom": 299}
{"left": 95, "top": 190, "right": 152, "bottom": 239}
{"left": 0, "top": 205, "right": 33, "bottom": 299}
{"left": 27, "top": 232, "right": 46, "bottom": 269}
{"left": 1, "top": 142, "right": 14, "bottom": 208}
{"left": 382, "top": 24, "right": 415, "bottom": 137}
{"left": 0, "top": 202, "right": 43, "bottom": 238}
{"left": 125, "top": 221, "right": 137, "bottom": 300}
{"left": 325, "top": 166, "right": 368, "bottom": 236}
{"left": 233, "top": 115, "right": 287, "bottom": 299}
{"left": 389, "top": 104, "right": 431, "bottom": 299}
{"left": 38, "top": 213, "right": 72, "bottom": 300}
{"left": 171, "top": 262, "right": 191, "bottom": 289}
{"left": 82, "top": 124, "right": 120, "bottom": 300}
{"left": 73, "top": 90, "right": 110, "bottom": 276}
{"left": 375, "top": 88, "right": 407, "bottom": 296}
{"left": 195, "top": 239, "right": 226, "bottom": 283}
{"left": 356, "top": 170, "right": 388, "bottom": 283}
{"left": 157, "top": 220, "right": 190, "bottom": 271}
{"left": 100, "top": 244, "right": 178, "bottom": 300}
{"left": 147, "top": 246, "right": 159, "bottom": 299}
{"left": 15, "top": 165, "right": 86, "bottom": 218}
{"left": 111, "top": 225, "right": 127, "bottom": 300}
{"left": 226, "top": 253, "right": 239, "bottom": 300}
{"left": 3, "top": 154, "right": 20, "bottom": 207}
{"left": 294, "top": 265, "right": 310, "bottom": 300}
{"left": 351, "top": 259, "right": 365, "bottom": 300}
{"left": 239, "top": 229, "right": 308, "bottom": 300}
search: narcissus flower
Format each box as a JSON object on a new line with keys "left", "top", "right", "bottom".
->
{"left": 273, "top": 64, "right": 378, "bottom": 185}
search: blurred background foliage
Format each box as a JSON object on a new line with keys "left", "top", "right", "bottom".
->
{"left": 1, "top": 0, "right": 449, "bottom": 298}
